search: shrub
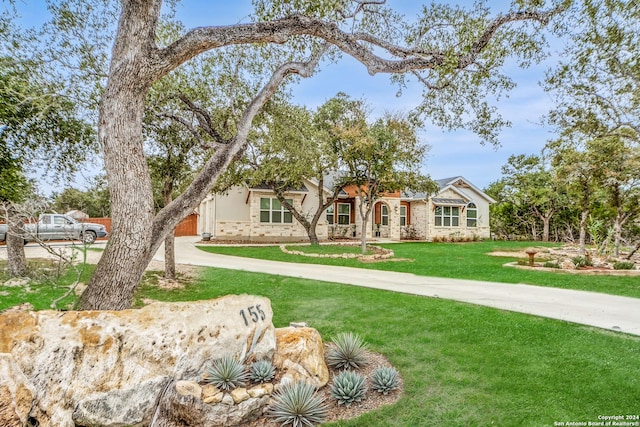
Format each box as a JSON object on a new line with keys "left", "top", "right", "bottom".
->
{"left": 572, "top": 256, "right": 593, "bottom": 268}
{"left": 330, "top": 370, "right": 367, "bottom": 407}
{"left": 543, "top": 261, "right": 560, "bottom": 269}
{"left": 269, "top": 381, "right": 328, "bottom": 427}
{"left": 401, "top": 225, "right": 420, "bottom": 240}
{"left": 203, "top": 355, "right": 248, "bottom": 391}
{"left": 371, "top": 367, "right": 401, "bottom": 395}
{"left": 326, "top": 332, "right": 368, "bottom": 370}
{"left": 250, "top": 359, "right": 276, "bottom": 383}
{"left": 613, "top": 261, "right": 635, "bottom": 270}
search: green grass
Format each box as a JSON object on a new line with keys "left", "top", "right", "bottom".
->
{"left": 0, "top": 259, "right": 94, "bottom": 310}
{"left": 135, "top": 266, "right": 640, "bottom": 426}
{"left": 198, "top": 241, "right": 640, "bottom": 298}
{"left": 3, "top": 243, "right": 639, "bottom": 426}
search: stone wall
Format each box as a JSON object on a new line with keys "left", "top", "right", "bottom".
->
{"left": 408, "top": 201, "right": 428, "bottom": 240}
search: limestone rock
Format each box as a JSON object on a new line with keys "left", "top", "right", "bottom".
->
{"left": 248, "top": 383, "right": 272, "bottom": 398}
{"left": 73, "top": 376, "right": 171, "bottom": 427}
{"left": 273, "top": 327, "right": 329, "bottom": 388}
{"left": 560, "top": 258, "right": 577, "bottom": 270}
{"left": 152, "top": 384, "right": 268, "bottom": 427}
{"left": 0, "top": 295, "right": 276, "bottom": 427}
{"left": 2, "top": 278, "right": 30, "bottom": 288}
{"left": 222, "top": 393, "right": 235, "bottom": 405}
{"left": 201, "top": 384, "right": 221, "bottom": 402}
{"left": 175, "top": 380, "right": 202, "bottom": 399}
{"left": 203, "top": 391, "right": 224, "bottom": 404}
{"left": 230, "top": 387, "right": 250, "bottom": 404}
{"left": 0, "top": 353, "right": 36, "bottom": 427}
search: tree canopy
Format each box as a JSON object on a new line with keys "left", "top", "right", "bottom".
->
{"left": 7, "top": 0, "right": 566, "bottom": 310}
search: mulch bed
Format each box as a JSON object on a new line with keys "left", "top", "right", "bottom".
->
{"left": 246, "top": 349, "right": 403, "bottom": 426}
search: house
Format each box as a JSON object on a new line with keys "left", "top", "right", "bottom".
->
{"left": 196, "top": 176, "right": 494, "bottom": 242}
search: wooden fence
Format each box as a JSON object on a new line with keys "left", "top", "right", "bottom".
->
{"left": 86, "top": 213, "right": 198, "bottom": 238}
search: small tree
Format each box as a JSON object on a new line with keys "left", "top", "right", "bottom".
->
{"left": 339, "top": 111, "right": 436, "bottom": 254}
{"left": 236, "top": 94, "right": 365, "bottom": 245}
{"left": 498, "top": 154, "right": 567, "bottom": 242}
{"left": 0, "top": 145, "right": 31, "bottom": 276}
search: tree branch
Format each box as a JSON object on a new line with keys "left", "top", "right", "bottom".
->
{"left": 173, "top": 93, "right": 230, "bottom": 145}
{"left": 153, "top": 7, "right": 560, "bottom": 79}
{"left": 148, "top": 46, "right": 329, "bottom": 254}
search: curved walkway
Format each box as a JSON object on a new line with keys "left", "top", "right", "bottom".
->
{"left": 158, "top": 238, "right": 640, "bottom": 336}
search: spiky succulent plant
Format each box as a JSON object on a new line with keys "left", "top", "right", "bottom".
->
{"left": 203, "top": 355, "right": 248, "bottom": 391}
{"left": 326, "top": 332, "right": 368, "bottom": 370}
{"left": 250, "top": 359, "right": 276, "bottom": 383}
{"left": 330, "top": 370, "right": 367, "bottom": 407}
{"left": 371, "top": 367, "right": 400, "bottom": 395}
{"left": 269, "top": 381, "right": 328, "bottom": 427}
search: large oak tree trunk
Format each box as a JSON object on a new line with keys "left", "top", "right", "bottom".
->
{"left": 77, "top": 1, "right": 159, "bottom": 310}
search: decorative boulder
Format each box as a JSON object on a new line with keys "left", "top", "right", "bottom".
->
{"left": 560, "top": 258, "right": 577, "bottom": 270}
{"left": 0, "top": 295, "right": 276, "bottom": 427}
{"left": 273, "top": 327, "right": 329, "bottom": 388}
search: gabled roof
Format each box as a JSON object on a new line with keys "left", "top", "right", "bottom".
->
{"left": 435, "top": 176, "right": 496, "bottom": 204}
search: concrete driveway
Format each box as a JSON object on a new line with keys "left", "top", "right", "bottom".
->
{"left": 157, "top": 238, "right": 640, "bottom": 337}
{"left": 3, "top": 238, "right": 640, "bottom": 336}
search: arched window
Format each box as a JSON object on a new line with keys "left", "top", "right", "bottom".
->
{"left": 467, "top": 203, "right": 477, "bottom": 227}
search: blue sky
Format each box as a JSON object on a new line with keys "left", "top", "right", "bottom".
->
{"left": 18, "top": 1, "right": 562, "bottom": 194}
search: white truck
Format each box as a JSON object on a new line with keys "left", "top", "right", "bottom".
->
{"left": 0, "top": 213, "right": 108, "bottom": 244}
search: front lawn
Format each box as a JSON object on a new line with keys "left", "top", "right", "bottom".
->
{"left": 197, "top": 241, "right": 640, "bottom": 298}
{"left": 2, "top": 255, "right": 639, "bottom": 426}
{"left": 136, "top": 266, "right": 640, "bottom": 427}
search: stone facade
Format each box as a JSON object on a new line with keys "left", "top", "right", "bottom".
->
{"left": 406, "top": 201, "right": 428, "bottom": 240}
{"left": 424, "top": 184, "right": 492, "bottom": 241}
{"left": 198, "top": 181, "right": 329, "bottom": 242}
{"left": 197, "top": 176, "right": 494, "bottom": 242}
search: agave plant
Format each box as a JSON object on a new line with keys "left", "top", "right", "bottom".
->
{"left": 371, "top": 367, "right": 400, "bottom": 395}
{"left": 269, "top": 381, "right": 328, "bottom": 427}
{"left": 326, "top": 332, "right": 368, "bottom": 370}
{"left": 250, "top": 359, "right": 276, "bottom": 383}
{"left": 330, "top": 370, "right": 367, "bottom": 407}
{"left": 203, "top": 355, "right": 249, "bottom": 391}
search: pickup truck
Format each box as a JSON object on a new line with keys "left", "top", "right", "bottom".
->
{"left": 0, "top": 213, "right": 108, "bottom": 244}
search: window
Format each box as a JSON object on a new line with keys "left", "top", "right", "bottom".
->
{"left": 434, "top": 206, "right": 459, "bottom": 227}
{"left": 467, "top": 203, "right": 477, "bottom": 227}
{"left": 326, "top": 204, "right": 334, "bottom": 224}
{"left": 381, "top": 205, "right": 389, "bottom": 226}
{"left": 337, "top": 203, "right": 351, "bottom": 225}
{"left": 400, "top": 206, "right": 407, "bottom": 226}
{"left": 260, "top": 197, "right": 293, "bottom": 224}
